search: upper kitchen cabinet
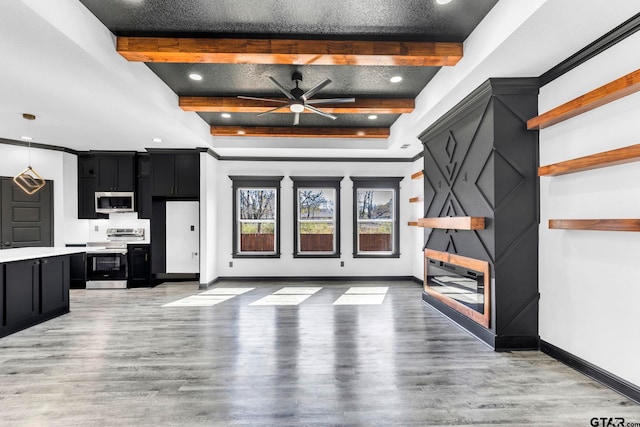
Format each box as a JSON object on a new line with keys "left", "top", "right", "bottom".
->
{"left": 78, "top": 153, "right": 96, "bottom": 178}
{"left": 136, "top": 154, "right": 152, "bottom": 219}
{"left": 94, "top": 153, "right": 135, "bottom": 192}
{"left": 150, "top": 151, "right": 200, "bottom": 198}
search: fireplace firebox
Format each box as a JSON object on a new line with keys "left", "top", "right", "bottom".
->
{"left": 424, "top": 249, "right": 490, "bottom": 328}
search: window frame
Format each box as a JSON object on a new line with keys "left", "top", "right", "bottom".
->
{"left": 351, "top": 176, "right": 403, "bottom": 258}
{"left": 230, "top": 176, "right": 283, "bottom": 258}
{"left": 291, "top": 176, "right": 343, "bottom": 258}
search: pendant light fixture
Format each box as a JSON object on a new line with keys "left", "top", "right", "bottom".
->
{"left": 13, "top": 113, "right": 46, "bottom": 195}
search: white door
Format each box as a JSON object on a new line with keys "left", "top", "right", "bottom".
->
{"left": 166, "top": 201, "right": 199, "bottom": 273}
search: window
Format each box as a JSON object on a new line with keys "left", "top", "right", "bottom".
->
{"left": 230, "top": 176, "right": 283, "bottom": 258}
{"left": 351, "top": 177, "right": 403, "bottom": 258}
{"left": 291, "top": 177, "right": 342, "bottom": 258}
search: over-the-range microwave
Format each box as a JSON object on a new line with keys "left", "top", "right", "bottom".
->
{"left": 95, "top": 192, "right": 135, "bottom": 214}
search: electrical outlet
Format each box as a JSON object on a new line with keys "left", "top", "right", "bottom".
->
{"left": 229, "top": 261, "right": 233, "bottom": 268}
{"left": 340, "top": 261, "right": 344, "bottom": 267}
{"left": 94, "top": 225, "right": 99, "bottom": 232}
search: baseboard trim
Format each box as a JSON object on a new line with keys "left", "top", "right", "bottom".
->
{"left": 540, "top": 340, "right": 640, "bottom": 404}
{"left": 213, "top": 276, "right": 416, "bottom": 282}
{"left": 199, "top": 277, "right": 221, "bottom": 290}
{"left": 155, "top": 273, "right": 199, "bottom": 281}
{"left": 412, "top": 276, "right": 423, "bottom": 285}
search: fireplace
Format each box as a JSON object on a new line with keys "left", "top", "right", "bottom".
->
{"left": 424, "top": 249, "right": 490, "bottom": 328}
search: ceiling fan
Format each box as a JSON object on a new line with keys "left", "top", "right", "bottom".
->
{"left": 238, "top": 72, "right": 355, "bottom": 126}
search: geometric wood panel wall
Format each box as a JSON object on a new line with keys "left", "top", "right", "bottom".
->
{"left": 419, "top": 78, "right": 540, "bottom": 350}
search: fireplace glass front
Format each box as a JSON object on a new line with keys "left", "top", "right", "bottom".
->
{"left": 424, "top": 250, "right": 490, "bottom": 328}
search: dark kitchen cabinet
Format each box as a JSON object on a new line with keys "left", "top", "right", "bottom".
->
{"left": 78, "top": 177, "right": 99, "bottom": 219}
{"left": 78, "top": 152, "right": 135, "bottom": 218}
{"left": 69, "top": 252, "right": 86, "bottom": 289}
{"left": 41, "top": 256, "right": 69, "bottom": 315}
{"left": 78, "top": 153, "right": 96, "bottom": 178}
{"left": 151, "top": 152, "right": 199, "bottom": 198}
{"left": 5, "top": 259, "right": 40, "bottom": 326}
{"left": 0, "top": 265, "right": 4, "bottom": 328}
{"left": 127, "top": 244, "right": 151, "bottom": 287}
{"left": 136, "top": 154, "right": 152, "bottom": 219}
{"left": 1, "top": 255, "right": 72, "bottom": 338}
{"left": 95, "top": 154, "right": 135, "bottom": 192}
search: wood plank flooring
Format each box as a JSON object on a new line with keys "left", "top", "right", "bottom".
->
{"left": 0, "top": 280, "right": 638, "bottom": 426}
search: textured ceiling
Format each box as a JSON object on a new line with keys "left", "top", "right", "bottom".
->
{"left": 78, "top": 0, "right": 498, "bottom": 137}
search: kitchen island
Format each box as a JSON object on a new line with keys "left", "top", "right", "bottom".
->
{"left": 0, "top": 247, "right": 85, "bottom": 338}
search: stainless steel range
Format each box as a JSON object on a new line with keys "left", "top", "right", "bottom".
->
{"left": 86, "top": 228, "right": 145, "bottom": 289}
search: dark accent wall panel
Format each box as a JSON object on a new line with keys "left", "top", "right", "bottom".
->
{"left": 419, "top": 78, "right": 540, "bottom": 350}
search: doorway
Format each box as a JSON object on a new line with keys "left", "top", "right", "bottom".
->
{"left": 0, "top": 176, "right": 53, "bottom": 248}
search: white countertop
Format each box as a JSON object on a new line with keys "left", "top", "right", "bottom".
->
{"left": 0, "top": 247, "right": 86, "bottom": 263}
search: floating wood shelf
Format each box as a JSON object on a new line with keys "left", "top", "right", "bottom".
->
{"left": 538, "top": 143, "right": 640, "bottom": 176}
{"left": 411, "top": 170, "right": 424, "bottom": 180}
{"left": 549, "top": 219, "right": 640, "bottom": 232}
{"left": 418, "top": 216, "right": 485, "bottom": 230}
{"left": 407, "top": 221, "right": 418, "bottom": 227}
{"left": 527, "top": 68, "right": 640, "bottom": 130}
{"left": 409, "top": 196, "right": 421, "bottom": 203}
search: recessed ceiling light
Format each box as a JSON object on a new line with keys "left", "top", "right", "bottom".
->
{"left": 20, "top": 136, "right": 33, "bottom": 141}
{"left": 368, "top": 115, "right": 378, "bottom": 120}
{"left": 400, "top": 144, "right": 410, "bottom": 149}
{"left": 152, "top": 137, "right": 162, "bottom": 143}
{"left": 436, "top": 0, "right": 452, "bottom": 4}
{"left": 237, "top": 130, "right": 245, "bottom": 135}
{"left": 357, "top": 131, "right": 365, "bottom": 136}
{"left": 390, "top": 76, "right": 403, "bottom": 83}
{"left": 221, "top": 113, "right": 231, "bottom": 119}
{"left": 189, "top": 73, "right": 203, "bottom": 81}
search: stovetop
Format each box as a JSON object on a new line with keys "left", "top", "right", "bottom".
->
{"left": 86, "top": 228, "right": 146, "bottom": 253}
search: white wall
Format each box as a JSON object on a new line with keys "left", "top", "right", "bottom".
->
{"left": 538, "top": 31, "right": 640, "bottom": 387}
{"left": 214, "top": 160, "right": 415, "bottom": 277}
{"left": 199, "top": 152, "right": 218, "bottom": 285}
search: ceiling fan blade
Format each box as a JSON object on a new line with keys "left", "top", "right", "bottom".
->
{"left": 305, "top": 97, "right": 356, "bottom": 105}
{"left": 267, "top": 76, "right": 296, "bottom": 100}
{"left": 256, "top": 105, "right": 290, "bottom": 116}
{"left": 302, "top": 78, "right": 332, "bottom": 101}
{"left": 304, "top": 105, "right": 337, "bottom": 120}
{"left": 293, "top": 112, "right": 300, "bottom": 126}
{"left": 237, "top": 95, "right": 289, "bottom": 104}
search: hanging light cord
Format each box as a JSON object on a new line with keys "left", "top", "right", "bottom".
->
{"left": 23, "top": 113, "right": 35, "bottom": 167}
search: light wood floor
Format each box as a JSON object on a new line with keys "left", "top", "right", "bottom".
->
{"left": 0, "top": 280, "right": 638, "bottom": 426}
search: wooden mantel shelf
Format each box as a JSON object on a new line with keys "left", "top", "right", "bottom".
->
{"left": 411, "top": 170, "right": 424, "bottom": 180}
{"left": 549, "top": 219, "right": 640, "bottom": 232}
{"left": 527, "top": 68, "right": 640, "bottom": 130}
{"left": 538, "top": 143, "right": 640, "bottom": 176}
{"left": 418, "top": 216, "right": 485, "bottom": 230}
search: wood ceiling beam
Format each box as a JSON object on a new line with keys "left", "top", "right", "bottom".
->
{"left": 211, "top": 126, "right": 390, "bottom": 138}
{"left": 180, "top": 97, "right": 414, "bottom": 114}
{"left": 117, "top": 37, "right": 463, "bottom": 66}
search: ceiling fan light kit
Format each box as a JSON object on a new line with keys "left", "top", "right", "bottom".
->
{"left": 238, "top": 72, "right": 355, "bottom": 126}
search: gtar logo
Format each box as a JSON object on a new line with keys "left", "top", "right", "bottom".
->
{"left": 590, "top": 418, "right": 625, "bottom": 427}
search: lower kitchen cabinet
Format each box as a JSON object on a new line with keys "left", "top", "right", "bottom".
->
{"left": 5, "top": 259, "right": 40, "bottom": 326}
{"left": 1, "top": 254, "right": 71, "bottom": 338}
{"left": 128, "top": 244, "right": 151, "bottom": 287}
{"left": 69, "top": 252, "right": 86, "bottom": 289}
{"left": 41, "top": 256, "right": 70, "bottom": 314}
